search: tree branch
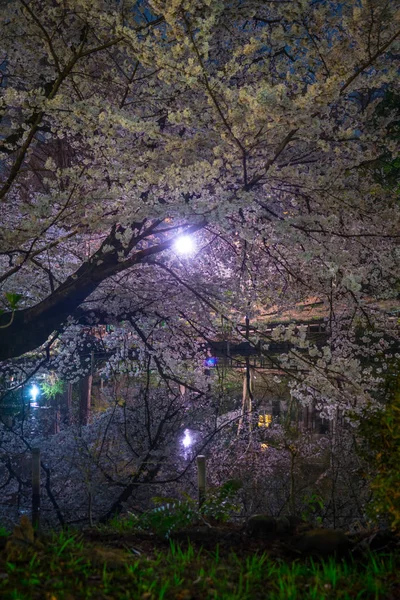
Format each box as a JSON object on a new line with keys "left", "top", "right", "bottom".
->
{"left": 0, "top": 221, "right": 205, "bottom": 360}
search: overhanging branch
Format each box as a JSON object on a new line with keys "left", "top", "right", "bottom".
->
{"left": 0, "top": 221, "right": 205, "bottom": 360}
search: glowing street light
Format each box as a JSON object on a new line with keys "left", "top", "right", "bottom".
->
{"left": 174, "top": 235, "right": 195, "bottom": 255}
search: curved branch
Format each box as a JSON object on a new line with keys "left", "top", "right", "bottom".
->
{"left": 0, "top": 221, "right": 205, "bottom": 360}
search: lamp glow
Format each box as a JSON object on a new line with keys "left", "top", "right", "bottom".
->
{"left": 174, "top": 235, "right": 195, "bottom": 255}
{"left": 205, "top": 357, "right": 218, "bottom": 368}
{"left": 182, "top": 429, "right": 192, "bottom": 448}
{"left": 30, "top": 384, "right": 40, "bottom": 402}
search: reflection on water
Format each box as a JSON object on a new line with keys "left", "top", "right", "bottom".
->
{"left": 27, "top": 404, "right": 52, "bottom": 437}
{"left": 0, "top": 401, "right": 54, "bottom": 437}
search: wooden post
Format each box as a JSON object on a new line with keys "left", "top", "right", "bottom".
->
{"left": 32, "top": 448, "right": 40, "bottom": 529}
{"left": 197, "top": 455, "right": 206, "bottom": 508}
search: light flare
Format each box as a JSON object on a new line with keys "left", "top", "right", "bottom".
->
{"left": 174, "top": 235, "right": 195, "bottom": 255}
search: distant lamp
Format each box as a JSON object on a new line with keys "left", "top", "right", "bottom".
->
{"left": 204, "top": 357, "right": 218, "bottom": 368}
{"left": 182, "top": 429, "right": 193, "bottom": 449}
{"left": 174, "top": 235, "right": 195, "bottom": 255}
{"left": 258, "top": 413, "right": 272, "bottom": 428}
{"left": 30, "top": 384, "right": 40, "bottom": 402}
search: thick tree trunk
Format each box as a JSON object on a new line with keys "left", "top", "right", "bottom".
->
{"left": 50, "top": 404, "right": 60, "bottom": 435}
{"left": 62, "top": 382, "right": 73, "bottom": 425}
{"left": 79, "top": 375, "right": 92, "bottom": 426}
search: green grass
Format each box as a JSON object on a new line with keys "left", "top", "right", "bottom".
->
{"left": 0, "top": 530, "right": 399, "bottom": 599}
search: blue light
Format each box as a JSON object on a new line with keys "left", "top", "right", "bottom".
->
{"left": 205, "top": 357, "right": 218, "bottom": 367}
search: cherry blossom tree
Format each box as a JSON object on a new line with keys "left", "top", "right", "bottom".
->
{"left": 0, "top": 0, "right": 399, "bottom": 523}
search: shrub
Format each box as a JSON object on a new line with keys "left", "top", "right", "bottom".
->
{"left": 109, "top": 480, "right": 242, "bottom": 538}
{"left": 358, "top": 370, "right": 400, "bottom": 529}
